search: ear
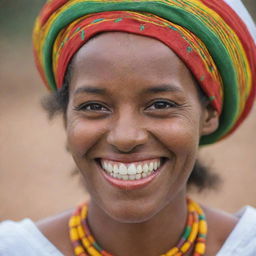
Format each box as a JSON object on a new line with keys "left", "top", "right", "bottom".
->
{"left": 200, "top": 104, "right": 219, "bottom": 136}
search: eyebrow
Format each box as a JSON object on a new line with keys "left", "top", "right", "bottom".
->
{"left": 74, "top": 86, "right": 107, "bottom": 95}
{"left": 143, "top": 84, "right": 183, "bottom": 94}
{"left": 74, "top": 84, "right": 183, "bottom": 95}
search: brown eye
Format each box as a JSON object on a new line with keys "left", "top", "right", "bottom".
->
{"left": 86, "top": 103, "right": 107, "bottom": 111}
{"left": 75, "top": 102, "right": 110, "bottom": 112}
{"left": 147, "top": 100, "right": 177, "bottom": 110}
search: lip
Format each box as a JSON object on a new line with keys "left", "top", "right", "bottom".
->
{"left": 95, "top": 154, "right": 166, "bottom": 163}
{"left": 96, "top": 157, "right": 165, "bottom": 190}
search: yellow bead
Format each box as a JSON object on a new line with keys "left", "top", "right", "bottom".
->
{"left": 193, "top": 203, "right": 203, "bottom": 215}
{"left": 88, "top": 235, "right": 95, "bottom": 243}
{"left": 78, "top": 225, "right": 86, "bottom": 238}
{"left": 69, "top": 216, "right": 80, "bottom": 227}
{"left": 195, "top": 242, "right": 206, "bottom": 254}
{"left": 70, "top": 228, "right": 79, "bottom": 241}
{"left": 188, "top": 221, "right": 199, "bottom": 242}
{"left": 188, "top": 203, "right": 195, "bottom": 212}
{"left": 81, "top": 205, "right": 87, "bottom": 219}
{"left": 166, "top": 247, "right": 179, "bottom": 256}
{"left": 88, "top": 246, "right": 102, "bottom": 256}
{"left": 199, "top": 220, "right": 207, "bottom": 234}
{"left": 74, "top": 245, "right": 85, "bottom": 255}
{"left": 82, "top": 237, "right": 91, "bottom": 248}
{"left": 181, "top": 241, "right": 191, "bottom": 253}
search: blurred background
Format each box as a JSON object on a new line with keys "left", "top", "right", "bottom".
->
{"left": 0, "top": 0, "right": 256, "bottom": 221}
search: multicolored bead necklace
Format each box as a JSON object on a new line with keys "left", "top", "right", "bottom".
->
{"left": 69, "top": 198, "right": 207, "bottom": 256}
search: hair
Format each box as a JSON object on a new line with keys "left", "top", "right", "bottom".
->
{"left": 42, "top": 60, "right": 220, "bottom": 191}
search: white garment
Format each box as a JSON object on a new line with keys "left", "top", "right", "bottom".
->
{"left": 1, "top": 206, "right": 256, "bottom": 256}
{"left": 217, "top": 206, "right": 256, "bottom": 256}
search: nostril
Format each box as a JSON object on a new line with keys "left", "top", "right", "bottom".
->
{"left": 110, "top": 144, "right": 144, "bottom": 154}
{"left": 106, "top": 121, "right": 148, "bottom": 152}
{"left": 106, "top": 135, "right": 148, "bottom": 153}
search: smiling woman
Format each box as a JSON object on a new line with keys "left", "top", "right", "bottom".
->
{"left": 1, "top": 0, "right": 256, "bottom": 256}
{"left": 65, "top": 32, "right": 218, "bottom": 225}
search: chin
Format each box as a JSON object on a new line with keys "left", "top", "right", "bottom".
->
{"left": 103, "top": 201, "right": 162, "bottom": 224}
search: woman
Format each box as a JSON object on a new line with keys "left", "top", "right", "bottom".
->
{"left": 1, "top": 0, "right": 256, "bottom": 255}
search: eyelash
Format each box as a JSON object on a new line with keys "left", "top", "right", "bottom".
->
{"left": 74, "top": 99, "right": 180, "bottom": 113}
{"left": 146, "top": 100, "right": 179, "bottom": 110}
{"left": 74, "top": 102, "right": 110, "bottom": 112}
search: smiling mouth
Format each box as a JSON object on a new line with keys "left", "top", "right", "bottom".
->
{"left": 98, "top": 158, "right": 166, "bottom": 181}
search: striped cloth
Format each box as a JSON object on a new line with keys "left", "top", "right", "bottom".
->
{"left": 33, "top": 0, "right": 256, "bottom": 145}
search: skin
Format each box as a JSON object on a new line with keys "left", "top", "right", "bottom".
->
{"left": 37, "top": 32, "right": 237, "bottom": 256}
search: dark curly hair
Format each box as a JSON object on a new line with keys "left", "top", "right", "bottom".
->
{"left": 42, "top": 61, "right": 220, "bottom": 191}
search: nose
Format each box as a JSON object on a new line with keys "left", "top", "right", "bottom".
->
{"left": 106, "top": 112, "right": 148, "bottom": 153}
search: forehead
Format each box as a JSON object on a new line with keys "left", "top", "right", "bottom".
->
{"left": 70, "top": 32, "right": 197, "bottom": 93}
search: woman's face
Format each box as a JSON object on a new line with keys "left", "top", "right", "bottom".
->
{"left": 66, "top": 32, "right": 217, "bottom": 222}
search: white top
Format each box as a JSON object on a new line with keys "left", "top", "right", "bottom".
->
{"left": 1, "top": 206, "right": 256, "bottom": 256}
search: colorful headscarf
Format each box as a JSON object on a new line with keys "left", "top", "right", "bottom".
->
{"left": 33, "top": 0, "right": 256, "bottom": 145}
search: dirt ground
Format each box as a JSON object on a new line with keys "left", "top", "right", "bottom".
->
{"left": 1, "top": 40, "right": 256, "bottom": 222}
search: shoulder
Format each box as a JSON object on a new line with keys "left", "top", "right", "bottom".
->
{"left": 203, "top": 206, "right": 239, "bottom": 255}
{"left": 217, "top": 206, "right": 256, "bottom": 256}
{"left": 36, "top": 209, "right": 74, "bottom": 256}
{"left": 203, "top": 205, "right": 256, "bottom": 256}
{"left": 0, "top": 218, "right": 63, "bottom": 256}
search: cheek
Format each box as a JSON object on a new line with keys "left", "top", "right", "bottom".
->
{"left": 151, "top": 119, "right": 200, "bottom": 193}
{"left": 67, "top": 117, "right": 106, "bottom": 158}
{"left": 150, "top": 116, "right": 200, "bottom": 187}
{"left": 153, "top": 118, "right": 200, "bottom": 155}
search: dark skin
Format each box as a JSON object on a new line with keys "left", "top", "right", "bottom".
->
{"left": 37, "top": 32, "right": 237, "bottom": 256}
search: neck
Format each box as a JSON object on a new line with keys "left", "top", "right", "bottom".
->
{"left": 88, "top": 191, "right": 188, "bottom": 256}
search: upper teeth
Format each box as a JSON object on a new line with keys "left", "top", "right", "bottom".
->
{"left": 101, "top": 159, "right": 161, "bottom": 180}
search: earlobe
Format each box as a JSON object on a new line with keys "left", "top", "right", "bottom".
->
{"left": 201, "top": 105, "right": 219, "bottom": 136}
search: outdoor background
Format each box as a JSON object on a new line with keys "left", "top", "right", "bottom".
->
{"left": 0, "top": 0, "right": 256, "bottom": 221}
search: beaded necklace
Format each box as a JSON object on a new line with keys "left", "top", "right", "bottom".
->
{"left": 69, "top": 198, "right": 207, "bottom": 256}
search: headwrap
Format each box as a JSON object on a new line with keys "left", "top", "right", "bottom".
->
{"left": 33, "top": 0, "right": 256, "bottom": 145}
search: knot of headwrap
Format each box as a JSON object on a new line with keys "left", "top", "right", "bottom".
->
{"left": 33, "top": 0, "right": 256, "bottom": 145}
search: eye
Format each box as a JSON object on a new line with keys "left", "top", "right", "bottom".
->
{"left": 75, "top": 102, "right": 110, "bottom": 112}
{"left": 147, "top": 100, "right": 178, "bottom": 110}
